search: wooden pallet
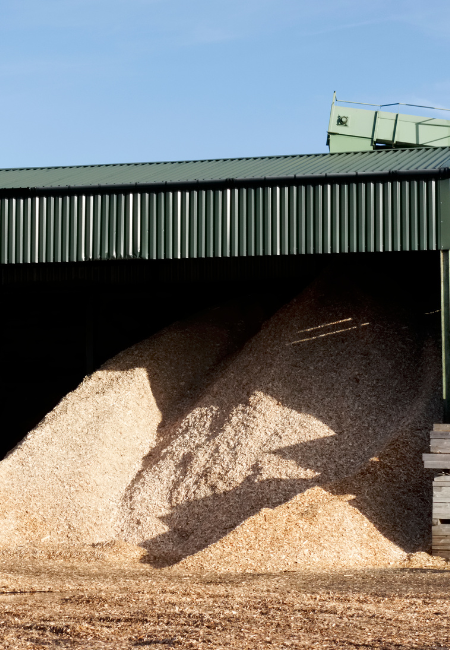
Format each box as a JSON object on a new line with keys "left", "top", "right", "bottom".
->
{"left": 425, "top": 425, "right": 450, "bottom": 559}
{"left": 423, "top": 425, "right": 450, "bottom": 468}
{"left": 432, "top": 475, "right": 450, "bottom": 559}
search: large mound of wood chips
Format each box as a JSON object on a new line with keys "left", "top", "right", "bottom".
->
{"left": 0, "top": 264, "right": 443, "bottom": 570}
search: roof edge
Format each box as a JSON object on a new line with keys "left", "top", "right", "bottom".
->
{"left": 1, "top": 145, "right": 448, "bottom": 174}
{"left": 0, "top": 152, "right": 323, "bottom": 174}
{"left": 1, "top": 167, "right": 449, "bottom": 196}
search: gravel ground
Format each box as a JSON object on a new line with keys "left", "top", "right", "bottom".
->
{"left": 0, "top": 559, "right": 449, "bottom": 649}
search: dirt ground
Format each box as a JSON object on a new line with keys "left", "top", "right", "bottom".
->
{"left": 0, "top": 560, "right": 449, "bottom": 649}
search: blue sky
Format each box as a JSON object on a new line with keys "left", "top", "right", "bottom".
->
{"left": 1, "top": 0, "right": 449, "bottom": 167}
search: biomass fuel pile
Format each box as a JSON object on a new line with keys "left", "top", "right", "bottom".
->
{"left": 0, "top": 263, "right": 444, "bottom": 570}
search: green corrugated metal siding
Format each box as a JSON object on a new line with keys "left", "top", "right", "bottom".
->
{"left": 2, "top": 147, "right": 449, "bottom": 264}
{"left": 0, "top": 179, "right": 439, "bottom": 263}
{"left": 1, "top": 146, "right": 450, "bottom": 189}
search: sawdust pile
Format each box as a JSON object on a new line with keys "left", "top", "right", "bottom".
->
{"left": 0, "top": 264, "right": 442, "bottom": 569}
{"left": 0, "top": 299, "right": 268, "bottom": 546}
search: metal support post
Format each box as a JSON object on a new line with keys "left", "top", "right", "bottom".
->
{"left": 441, "top": 250, "right": 450, "bottom": 422}
{"left": 85, "top": 291, "right": 94, "bottom": 376}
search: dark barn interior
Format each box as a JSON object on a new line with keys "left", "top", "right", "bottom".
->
{"left": 1, "top": 250, "right": 440, "bottom": 460}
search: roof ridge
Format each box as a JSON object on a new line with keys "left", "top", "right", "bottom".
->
{"left": 0, "top": 152, "right": 324, "bottom": 174}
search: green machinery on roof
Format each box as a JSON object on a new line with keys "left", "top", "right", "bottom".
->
{"left": 328, "top": 92, "right": 450, "bottom": 153}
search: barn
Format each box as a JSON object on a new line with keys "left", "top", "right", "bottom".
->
{"left": 1, "top": 145, "right": 449, "bottom": 460}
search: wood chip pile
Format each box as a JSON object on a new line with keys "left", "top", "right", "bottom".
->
{"left": 0, "top": 264, "right": 443, "bottom": 569}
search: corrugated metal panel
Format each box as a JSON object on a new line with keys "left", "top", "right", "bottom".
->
{"left": 0, "top": 179, "right": 439, "bottom": 263}
{"left": 1, "top": 147, "right": 450, "bottom": 189}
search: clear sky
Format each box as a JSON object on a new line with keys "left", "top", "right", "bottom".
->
{"left": 1, "top": 0, "right": 449, "bottom": 168}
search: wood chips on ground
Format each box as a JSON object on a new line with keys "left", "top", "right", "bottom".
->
{"left": 0, "top": 561, "right": 449, "bottom": 649}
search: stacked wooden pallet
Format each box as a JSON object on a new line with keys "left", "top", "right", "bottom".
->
{"left": 423, "top": 424, "right": 450, "bottom": 560}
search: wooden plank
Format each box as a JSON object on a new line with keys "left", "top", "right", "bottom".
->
{"left": 433, "top": 488, "right": 450, "bottom": 495}
{"left": 433, "top": 424, "right": 450, "bottom": 432}
{"left": 431, "top": 431, "right": 450, "bottom": 438}
{"left": 430, "top": 442, "right": 450, "bottom": 452}
{"left": 423, "top": 454, "right": 450, "bottom": 461}
{"left": 424, "top": 454, "right": 450, "bottom": 467}
{"left": 432, "top": 524, "right": 450, "bottom": 534}
{"left": 433, "top": 550, "right": 450, "bottom": 559}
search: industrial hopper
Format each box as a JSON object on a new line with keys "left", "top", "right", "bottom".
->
{"left": 327, "top": 91, "right": 450, "bottom": 153}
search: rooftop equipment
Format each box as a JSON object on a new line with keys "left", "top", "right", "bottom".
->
{"left": 328, "top": 91, "right": 450, "bottom": 153}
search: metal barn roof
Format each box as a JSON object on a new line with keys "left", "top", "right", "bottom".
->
{"left": 1, "top": 147, "right": 450, "bottom": 264}
{"left": 1, "top": 147, "right": 450, "bottom": 189}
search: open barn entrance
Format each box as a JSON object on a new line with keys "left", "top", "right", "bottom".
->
{"left": 1, "top": 250, "right": 440, "bottom": 460}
